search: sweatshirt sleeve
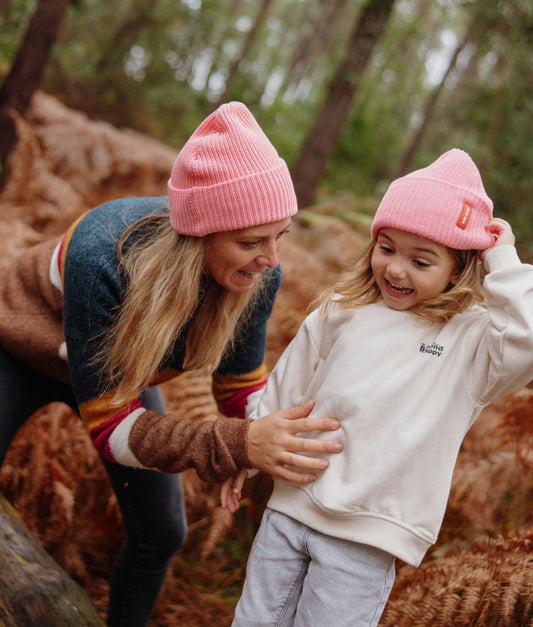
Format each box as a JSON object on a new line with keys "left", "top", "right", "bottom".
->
{"left": 469, "top": 244, "right": 533, "bottom": 404}
{"left": 250, "top": 309, "right": 323, "bottom": 419}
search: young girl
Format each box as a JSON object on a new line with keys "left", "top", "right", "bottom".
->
{"left": 222, "top": 148, "right": 533, "bottom": 627}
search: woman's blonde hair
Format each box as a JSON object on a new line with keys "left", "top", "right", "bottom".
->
{"left": 320, "top": 240, "right": 484, "bottom": 324}
{"left": 97, "top": 212, "right": 264, "bottom": 407}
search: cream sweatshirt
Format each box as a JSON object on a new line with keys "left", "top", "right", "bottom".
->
{"left": 251, "top": 245, "right": 533, "bottom": 566}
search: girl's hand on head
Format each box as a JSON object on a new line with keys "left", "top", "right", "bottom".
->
{"left": 220, "top": 470, "right": 247, "bottom": 514}
{"left": 480, "top": 218, "right": 515, "bottom": 262}
{"left": 246, "top": 400, "right": 343, "bottom": 484}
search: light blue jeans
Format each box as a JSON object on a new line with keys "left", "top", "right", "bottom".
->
{"left": 233, "top": 508, "right": 395, "bottom": 627}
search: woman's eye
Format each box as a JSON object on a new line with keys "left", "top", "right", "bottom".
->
{"left": 242, "top": 241, "right": 259, "bottom": 248}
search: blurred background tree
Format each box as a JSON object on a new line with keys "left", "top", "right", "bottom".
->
{"left": 1, "top": 0, "right": 532, "bottom": 256}
{"left": 0, "top": 0, "right": 70, "bottom": 166}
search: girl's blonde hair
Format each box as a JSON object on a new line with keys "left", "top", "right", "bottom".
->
{"left": 320, "top": 240, "right": 484, "bottom": 324}
{"left": 97, "top": 212, "right": 264, "bottom": 407}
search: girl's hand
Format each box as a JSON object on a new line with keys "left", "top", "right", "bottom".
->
{"left": 220, "top": 470, "right": 247, "bottom": 513}
{"left": 480, "top": 218, "right": 515, "bottom": 262}
{"left": 246, "top": 400, "right": 343, "bottom": 484}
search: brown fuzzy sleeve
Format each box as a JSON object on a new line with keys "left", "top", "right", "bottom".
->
{"left": 0, "top": 236, "right": 70, "bottom": 382}
{"left": 128, "top": 410, "right": 251, "bottom": 483}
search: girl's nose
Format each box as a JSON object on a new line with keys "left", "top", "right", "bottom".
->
{"left": 387, "top": 260, "right": 407, "bottom": 279}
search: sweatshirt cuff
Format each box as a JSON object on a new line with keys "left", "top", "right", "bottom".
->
{"left": 484, "top": 244, "right": 520, "bottom": 273}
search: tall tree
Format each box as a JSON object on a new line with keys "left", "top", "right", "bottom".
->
{"left": 291, "top": 0, "right": 396, "bottom": 208}
{"left": 0, "top": 0, "right": 70, "bottom": 172}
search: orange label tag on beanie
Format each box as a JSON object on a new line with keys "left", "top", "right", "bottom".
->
{"left": 456, "top": 202, "right": 473, "bottom": 230}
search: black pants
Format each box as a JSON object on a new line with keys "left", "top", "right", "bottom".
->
{"left": 0, "top": 347, "right": 187, "bottom": 627}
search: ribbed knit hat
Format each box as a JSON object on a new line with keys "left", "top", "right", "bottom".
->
{"left": 371, "top": 149, "right": 494, "bottom": 250}
{"left": 168, "top": 102, "right": 297, "bottom": 236}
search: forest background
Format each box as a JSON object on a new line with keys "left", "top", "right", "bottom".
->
{"left": 2, "top": 0, "right": 533, "bottom": 257}
{"left": 0, "top": 0, "right": 533, "bottom": 625}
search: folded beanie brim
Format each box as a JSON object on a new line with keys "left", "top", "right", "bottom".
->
{"left": 169, "top": 161, "right": 297, "bottom": 236}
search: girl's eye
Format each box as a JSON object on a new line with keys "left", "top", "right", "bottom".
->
{"left": 413, "top": 259, "right": 430, "bottom": 268}
{"left": 242, "top": 241, "right": 259, "bottom": 248}
{"left": 379, "top": 244, "right": 394, "bottom": 254}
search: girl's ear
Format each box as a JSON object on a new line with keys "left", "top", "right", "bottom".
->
{"left": 446, "top": 268, "right": 461, "bottom": 291}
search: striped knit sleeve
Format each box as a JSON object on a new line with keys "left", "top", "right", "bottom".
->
{"left": 212, "top": 364, "right": 268, "bottom": 418}
{"left": 82, "top": 391, "right": 251, "bottom": 482}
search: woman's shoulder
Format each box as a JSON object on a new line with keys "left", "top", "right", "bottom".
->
{"left": 73, "top": 197, "right": 168, "bottom": 243}
{"left": 65, "top": 197, "right": 168, "bottom": 267}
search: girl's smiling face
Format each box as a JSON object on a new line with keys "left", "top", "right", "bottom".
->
{"left": 371, "top": 228, "right": 459, "bottom": 311}
{"left": 205, "top": 218, "right": 291, "bottom": 293}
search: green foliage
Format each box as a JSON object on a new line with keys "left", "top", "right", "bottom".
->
{"left": 424, "top": 0, "right": 533, "bottom": 258}
{"left": 3, "top": 0, "right": 533, "bottom": 257}
{"left": 0, "top": 0, "right": 38, "bottom": 70}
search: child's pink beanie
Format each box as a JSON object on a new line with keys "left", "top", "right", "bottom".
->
{"left": 371, "top": 149, "right": 494, "bottom": 250}
{"left": 168, "top": 102, "right": 297, "bottom": 236}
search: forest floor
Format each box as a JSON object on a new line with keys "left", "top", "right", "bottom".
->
{"left": 0, "top": 92, "right": 532, "bottom": 626}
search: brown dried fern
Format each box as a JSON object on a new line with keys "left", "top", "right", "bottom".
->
{"left": 448, "top": 389, "right": 533, "bottom": 535}
{"left": 0, "top": 402, "right": 121, "bottom": 592}
{"left": 496, "top": 388, "right": 533, "bottom": 469}
{"left": 380, "top": 530, "right": 533, "bottom": 627}
{"left": 199, "top": 502, "right": 235, "bottom": 560}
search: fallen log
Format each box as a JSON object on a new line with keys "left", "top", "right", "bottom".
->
{"left": 0, "top": 492, "right": 105, "bottom": 626}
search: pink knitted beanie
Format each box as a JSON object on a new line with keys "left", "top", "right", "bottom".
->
{"left": 168, "top": 102, "right": 297, "bottom": 236}
{"left": 371, "top": 149, "right": 494, "bottom": 250}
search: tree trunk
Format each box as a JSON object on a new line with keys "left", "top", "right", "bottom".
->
{"left": 0, "top": 0, "right": 70, "bottom": 171}
{"left": 291, "top": 0, "right": 396, "bottom": 208}
{"left": 0, "top": 492, "right": 105, "bottom": 626}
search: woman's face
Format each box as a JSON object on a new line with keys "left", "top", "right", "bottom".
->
{"left": 371, "top": 228, "right": 458, "bottom": 311}
{"left": 205, "top": 217, "right": 291, "bottom": 293}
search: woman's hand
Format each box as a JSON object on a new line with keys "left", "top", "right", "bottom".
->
{"left": 220, "top": 470, "right": 248, "bottom": 513}
{"left": 480, "top": 218, "right": 515, "bottom": 262}
{"left": 246, "top": 400, "right": 343, "bottom": 483}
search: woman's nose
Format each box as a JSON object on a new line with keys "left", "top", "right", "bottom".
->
{"left": 258, "top": 241, "right": 279, "bottom": 268}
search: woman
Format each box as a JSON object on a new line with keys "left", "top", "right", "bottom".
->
{"left": 0, "top": 102, "right": 342, "bottom": 626}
